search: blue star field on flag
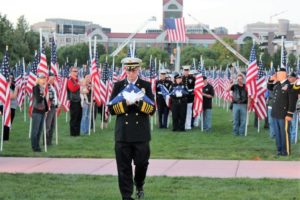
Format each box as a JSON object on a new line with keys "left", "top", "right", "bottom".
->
{"left": 108, "top": 83, "right": 154, "bottom": 106}
{"left": 0, "top": 50, "right": 10, "bottom": 80}
{"left": 50, "top": 37, "right": 57, "bottom": 65}
{"left": 257, "top": 58, "right": 265, "bottom": 80}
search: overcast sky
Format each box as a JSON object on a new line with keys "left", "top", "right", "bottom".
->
{"left": 1, "top": 0, "right": 299, "bottom": 34}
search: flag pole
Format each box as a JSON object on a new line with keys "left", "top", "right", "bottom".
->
{"left": 93, "top": 37, "right": 97, "bottom": 133}
{"left": 22, "top": 58, "right": 27, "bottom": 122}
{"left": 43, "top": 116, "right": 47, "bottom": 152}
{"left": 201, "top": 112, "right": 204, "bottom": 132}
{"left": 295, "top": 113, "right": 298, "bottom": 144}
{"left": 154, "top": 57, "right": 157, "bottom": 126}
{"left": 29, "top": 117, "right": 32, "bottom": 138}
{"left": 257, "top": 119, "right": 260, "bottom": 133}
{"left": 0, "top": 115, "right": 3, "bottom": 151}
{"left": 55, "top": 112, "right": 58, "bottom": 145}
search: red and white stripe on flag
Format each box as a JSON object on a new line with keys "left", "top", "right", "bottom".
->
{"left": 59, "top": 77, "right": 70, "bottom": 112}
{"left": 105, "top": 80, "right": 113, "bottom": 120}
{"left": 91, "top": 59, "right": 101, "bottom": 106}
{"left": 26, "top": 72, "right": 37, "bottom": 95}
{"left": 0, "top": 74, "right": 7, "bottom": 105}
{"left": 193, "top": 73, "right": 204, "bottom": 117}
{"left": 254, "top": 77, "right": 267, "bottom": 120}
{"left": 166, "top": 18, "right": 186, "bottom": 42}
{"left": 99, "top": 80, "right": 107, "bottom": 105}
{"left": 0, "top": 73, "right": 11, "bottom": 126}
{"left": 51, "top": 62, "right": 59, "bottom": 77}
{"left": 246, "top": 60, "right": 258, "bottom": 100}
{"left": 119, "top": 65, "right": 127, "bottom": 80}
{"left": 3, "top": 84, "right": 11, "bottom": 127}
{"left": 37, "top": 53, "right": 48, "bottom": 77}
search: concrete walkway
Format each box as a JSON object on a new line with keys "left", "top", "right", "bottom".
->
{"left": 0, "top": 157, "right": 299, "bottom": 179}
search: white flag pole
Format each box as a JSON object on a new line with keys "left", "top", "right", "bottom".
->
{"left": 0, "top": 115, "right": 4, "bottom": 151}
{"left": 257, "top": 119, "right": 260, "bottom": 133}
{"left": 43, "top": 116, "right": 47, "bottom": 152}
{"left": 245, "top": 109, "right": 249, "bottom": 136}
{"left": 201, "top": 112, "right": 204, "bottom": 132}
{"left": 29, "top": 117, "right": 32, "bottom": 138}
{"left": 55, "top": 112, "right": 58, "bottom": 145}
{"left": 88, "top": 42, "right": 93, "bottom": 136}
{"left": 93, "top": 37, "right": 97, "bottom": 133}
{"left": 295, "top": 113, "right": 298, "bottom": 144}
{"left": 22, "top": 57, "right": 27, "bottom": 122}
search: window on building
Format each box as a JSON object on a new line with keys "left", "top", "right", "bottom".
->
{"left": 168, "top": 4, "right": 178, "bottom": 10}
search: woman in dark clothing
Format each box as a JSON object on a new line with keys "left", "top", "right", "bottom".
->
{"left": 31, "top": 73, "right": 48, "bottom": 152}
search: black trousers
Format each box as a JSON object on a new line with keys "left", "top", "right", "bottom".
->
{"left": 3, "top": 108, "right": 16, "bottom": 141}
{"left": 157, "top": 102, "right": 169, "bottom": 128}
{"left": 69, "top": 101, "right": 82, "bottom": 136}
{"left": 172, "top": 101, "right": 187, "bottom": 131}
{"left": 115, "top": 141, "right": 150, "bottom": 199}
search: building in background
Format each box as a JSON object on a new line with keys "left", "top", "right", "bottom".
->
{"left": 245, "top": 19, "right": 300, "bottom": 55}
{"left": 30, "top": 0, "right": 300, "bottom": 56}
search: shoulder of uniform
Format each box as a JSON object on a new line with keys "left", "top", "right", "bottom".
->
{"left": 139, "top": 78, "right": 150, "bottom": 86}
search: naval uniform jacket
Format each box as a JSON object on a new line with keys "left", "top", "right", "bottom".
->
{"left": 267, "top": 79, "right": 297, "bottom": 119}
{"left": 156, "top": 79, "right": 173, "bottom": 107}
{"left": 182, "top": 75, "right": 195, "bottom": 103}
{"left": 109, "top": 78, "right": 156, "bottom": 142}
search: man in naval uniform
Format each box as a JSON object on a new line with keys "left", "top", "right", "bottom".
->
{"left": 108, "top": 57, "right": 155, "bottom": 200}
{"left": 267, "top": 67, "right": 297, "bottom": 156}
{"left": 182, "top": 65, "right": 195, "bottom": 130}
{"left": 156, "top": 69, "right": 172, "bottom": 128}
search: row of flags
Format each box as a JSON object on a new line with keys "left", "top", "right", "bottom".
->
{"left": 1, "top": 33, "right": 299, "bottom": 125}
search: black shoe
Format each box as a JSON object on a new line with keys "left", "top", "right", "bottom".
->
{"left": 136, "top": 187, "right": 144, "bottom": 199}
{"left": 33, "top": 148, "right": 42, "bottom": 152}
{"left": 276, "top": 151, "right": 281, "bottom": 156}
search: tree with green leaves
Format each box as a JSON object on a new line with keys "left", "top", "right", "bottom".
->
{"left": 210, "top": 37, "right": 237, "bottom": 68}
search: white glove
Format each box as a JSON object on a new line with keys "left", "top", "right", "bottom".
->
{"left": 296, "top": 79, "right": 300, "bottom": 86}
{"left": 175, "top": 90, "right": 182, "bottom": 97}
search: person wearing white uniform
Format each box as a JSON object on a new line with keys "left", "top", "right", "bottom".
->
{"left": 182, "top": 65, "right": 195, "bottom": 130}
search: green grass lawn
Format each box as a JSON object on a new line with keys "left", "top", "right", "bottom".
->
{"left": 0, "top": 103, "right": 299, "bottom": 160}
{"left": 0, "top": 174, "right": 299, "bottom": 200}
{"left": 1, "top": 103, "right": 300, "bottom": 200}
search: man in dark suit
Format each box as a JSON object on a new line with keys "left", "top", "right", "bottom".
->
{"left": 267, "top": 67, "right": 297, "bottom": 156}
{"left": 156, "top": 69, "right": 172, "bottom": 128}
{"left": 108, "top": 57, "right": 155, "bottom": 200}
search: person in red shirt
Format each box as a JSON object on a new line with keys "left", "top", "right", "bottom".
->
{"left": 67, "top": 66, "right": 82, "bottom": 136}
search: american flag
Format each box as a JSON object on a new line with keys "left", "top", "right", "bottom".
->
{"left": 16, "top": 61, "right": 26, "bottom": 108}
{"left": 254, "top": 59, "right": 267, "bottom": 120}
{"left": 281, "top": 41, "right": 288, "bottom": 73}
{"left": 50, "top": 37, "right": 60, "bottom": 101}
{"left": 149, "top": 58, "right": 157, "bottom": 94}
{"left": 37, "top": 37, "right": 48, "bottom": 77}
{"left": 105, "top": 68, "right": 114, "bottom": 120}
{"left": 193, "top": 73, "right": 204, "bottom": 117}
{"left": 91, "top": 55, "right": 101, "bottom": 106}
{"left": 164, "top": 17, "right": 186, "bottom": 42}
{"left": 59, "top": 64, "right": 70, "bottom": 112}
{"left": 223, "top": 66, "right": 232, "bottom": 101}
{"left": 100, "top": 62, "right": 109, "bottom": 105}
{"left": 50, "top": 37, "right": 58, "bottom": 77}
{"left": 0, "top": 49, "right": 11, "bottom": 127}
{"left": 246, "top": 44, "right": 258, "bottom": 104}
{"left": 108, "top": 83, "right": 154, "bottom": 106}
{"left": 27, "top": 52, "right": 39, "bottom": 116}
